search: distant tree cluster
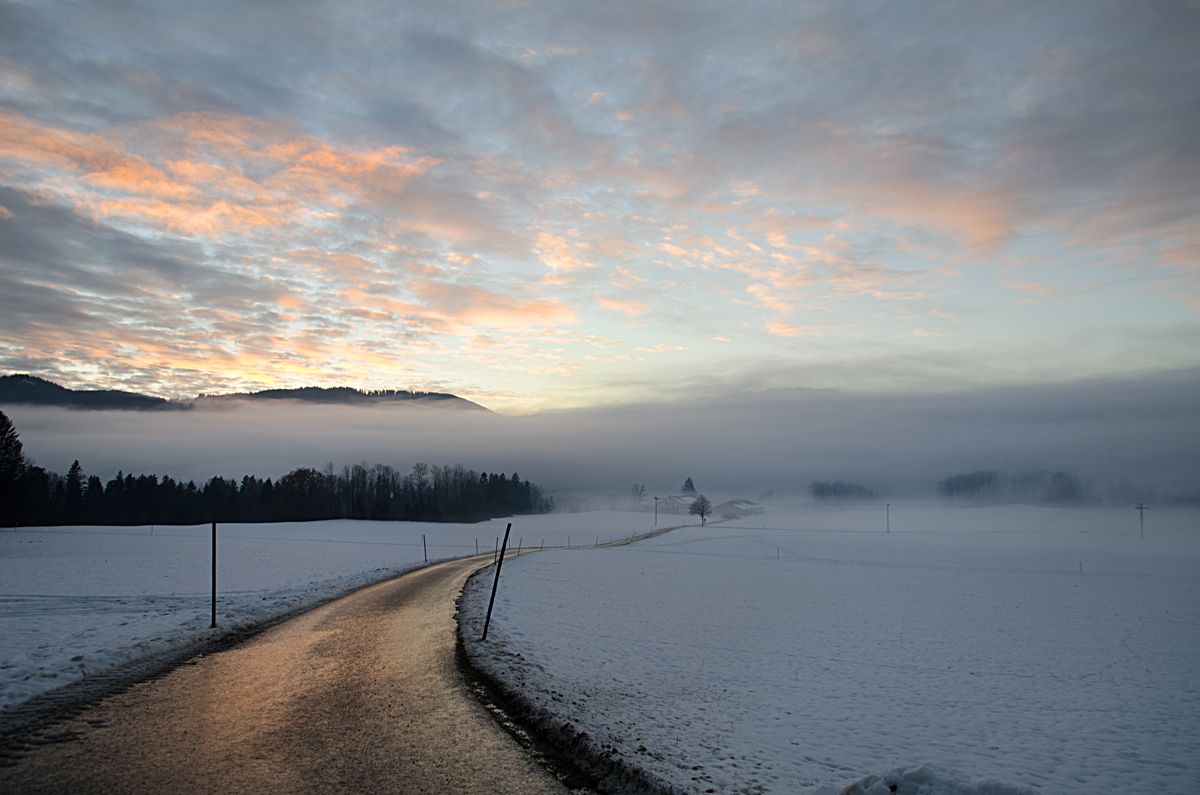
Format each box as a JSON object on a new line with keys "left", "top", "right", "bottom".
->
{"left": 937, "top": 469, "right": 1089, "bottom": 504}
{"left": 0, "top": 410, "right": 552, "bottom": 527}
{"left": 937, "top": 470, "right": 1004, "bottom": 500}
{"left": 808, "top": 481, "right": 876, "bottom": 501}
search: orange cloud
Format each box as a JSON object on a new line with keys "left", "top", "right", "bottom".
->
{"left": 346, "top": 281, "right": 579, "bottom": 333}
{"left": 535, "top": 231, "right": 596, "bottom": 272}
{"left": 0, "top": 109, "right": 443, "bottom": 238}
{"left": 764, "top": 321, "right": 830, "bottom": 337}
{"left": 595, "top": 295, "right": 650, "bottom": 315}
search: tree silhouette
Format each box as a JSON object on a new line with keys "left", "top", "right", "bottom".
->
{"left": 689, "top": 494, "right": 712, "bottom": 525}
{"left": 681, "top": 477, "right": 696, "bottom": 495}
{"left": 0, "top": 410, "right": 25, "bottom": 525}
{"left": 631, "top": 483, "right": 647, "bottom": 501}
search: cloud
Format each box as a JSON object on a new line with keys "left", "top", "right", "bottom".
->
{"left": 998, "top": 279, "right": 1051, "bottom": 295}
{"left": 763, "top": 321, "right": 830, "bottom": 338}
{"left": 0, "top": 0, "right": 1195, "bottom": 408}
{"left": 595, "top": 295, "right": 649, "bottom": 315}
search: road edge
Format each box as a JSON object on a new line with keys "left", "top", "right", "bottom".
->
{"left": 456, "top": 563, "right": 687, "bottom": 795}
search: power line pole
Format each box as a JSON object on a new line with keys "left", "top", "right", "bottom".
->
{"left": 654, "top": 495, "right": 659, "bottom": 526}
{"left": 886, "top": 503, "right": 890, "bottom": 533}
{"left": 1136, "top": 503, "right": 1148, "bottom": 538}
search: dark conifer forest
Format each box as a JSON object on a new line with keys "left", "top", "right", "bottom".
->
{"left": 0, "top": 410, "right": 553, "bottom": 527}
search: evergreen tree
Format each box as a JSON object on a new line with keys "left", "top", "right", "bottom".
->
{"left": 681, "top": 477, "right": 696, "bottom": 495}
{"left": 0, "top": 410, "right": 26, "bottom": 525}
{"left": 65, "top": 460, "right": 84, "bottom": 523}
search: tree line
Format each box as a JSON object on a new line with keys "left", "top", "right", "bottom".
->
{"left": 937, "top": 469, "right": 1088, "bottom": 503}
{"left": 0, "top": 410, "right": 553, "bottom": 527}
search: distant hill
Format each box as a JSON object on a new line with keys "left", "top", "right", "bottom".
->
{"left": 196, "top": 386, "right": 488, "bottom": 410}
{"left": 0, "top": 375, "right": 489, "bottom": 412}
{"left": 0, "top": 374, "right": 173, "bottom": 410}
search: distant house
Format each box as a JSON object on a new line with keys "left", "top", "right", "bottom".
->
{"left": 714, "top": 499, "right": 764, "bottom": 519}
{"left": 657, "top": 495, "right": 690, "bottom": 515}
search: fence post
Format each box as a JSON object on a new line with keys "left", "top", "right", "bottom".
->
{"left": 210, "top": 517, "right": 217, "bottom": 628}
{"left": 481, "top": 523, "right": 512, "bottom": 641}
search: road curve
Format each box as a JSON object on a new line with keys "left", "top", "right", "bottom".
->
{"left": 1, "top": 554, "right": 577, "bottom": 794}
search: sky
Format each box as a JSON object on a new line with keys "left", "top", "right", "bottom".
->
{"left": 0, "top": 0, "right": 1198, "bottom": 413}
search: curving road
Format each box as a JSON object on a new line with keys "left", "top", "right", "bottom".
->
{"left": 1, "top": 554, "right": 578, "bottom": 794}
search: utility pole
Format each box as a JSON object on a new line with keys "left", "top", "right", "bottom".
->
{"left": 654, "top": 495, "right": 659, "bottom": 526}
{"left": 1136, "top": 503, "right": 1148, "bottom": 538}
{"left": 886, "top": 503, "right": 890, "bottom": 533}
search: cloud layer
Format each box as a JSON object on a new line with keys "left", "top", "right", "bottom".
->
{"left": 0, "top": 1, "right": 1197, "bottom": 410}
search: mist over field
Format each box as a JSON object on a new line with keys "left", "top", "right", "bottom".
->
{"left": 6, "top": 369, "right": 1198, "bottom": 503}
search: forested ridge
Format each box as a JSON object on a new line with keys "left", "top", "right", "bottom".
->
{"left": 0, "top": 410, "right": 552, "bottom": 526}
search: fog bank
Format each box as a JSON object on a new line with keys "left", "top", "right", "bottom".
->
{"left": 5, "top": 370, "right": 1199, "bottom": 502}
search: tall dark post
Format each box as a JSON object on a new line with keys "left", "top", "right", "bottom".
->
{"left": 886, "top": 503, "right": 890, "bottom": 533}
{"left": 423, "top": 534, "right": 427, "bottom": 563}
{"left": 1136, "top": 503, "right": 1147, "bottom": 538}
{"left": 654, "top": 495, "right": 659, "bottom": 526}
{"left": 210, "top": 517, "right": 217, "bottom": 629}
{"left": 481, "top": 523, "right": 512, "bottom": 641}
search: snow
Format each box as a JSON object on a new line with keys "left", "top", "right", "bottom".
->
{"left": 461, "top": 504, "right": 1200, "bottom": 794}
{"left": 0, "top": 512, "right": 656, "bottom": 711}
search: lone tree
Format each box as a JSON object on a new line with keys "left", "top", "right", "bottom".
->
{"left": 681, "top": 477, "right": 696, "bottom": 495}
{"left": 689, "top": 494, "right": 712, "bottom": 525}
{"left": 631, "top": 483, "right": 647, "bottom": 501}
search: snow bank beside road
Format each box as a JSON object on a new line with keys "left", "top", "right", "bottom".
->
{"left": 461, "top": 504, "right": 1200, "bottom": 794}
{"left": 834, "top": 764, "right": 1036, "bottom": 795}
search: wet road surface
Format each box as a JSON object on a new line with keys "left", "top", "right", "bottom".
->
{"left": 1, "top": 554, "right": 575, "bottom": 794}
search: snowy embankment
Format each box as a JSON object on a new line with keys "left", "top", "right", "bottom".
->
{"left": 0, "top": 512, "right": 654, "bottom": 712}
{"left": 460, "top": 505, "right": 1200, "bottom": 795}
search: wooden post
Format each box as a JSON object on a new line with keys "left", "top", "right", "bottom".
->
{"left": 210, "top": 517, "right": 217, "bottom": 628}
{"left": 481, "top": 523, "right": 512, "bottom": 641}
{"left": 423, "top": 534, "right": 427, "bottom": 563}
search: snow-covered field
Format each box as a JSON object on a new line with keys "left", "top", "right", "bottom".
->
{"left": 461, "top": 504, "right": 1200, "bottom": 795}
{"left": 0, "top": 512, "right": 656, "bottom": 711}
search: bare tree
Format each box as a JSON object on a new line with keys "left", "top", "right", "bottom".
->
{"left": 689, "top": 494, "right": 712, "bottom": 525}
{"left": 631, "top": 483, "right": 647, "bottom": 501}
